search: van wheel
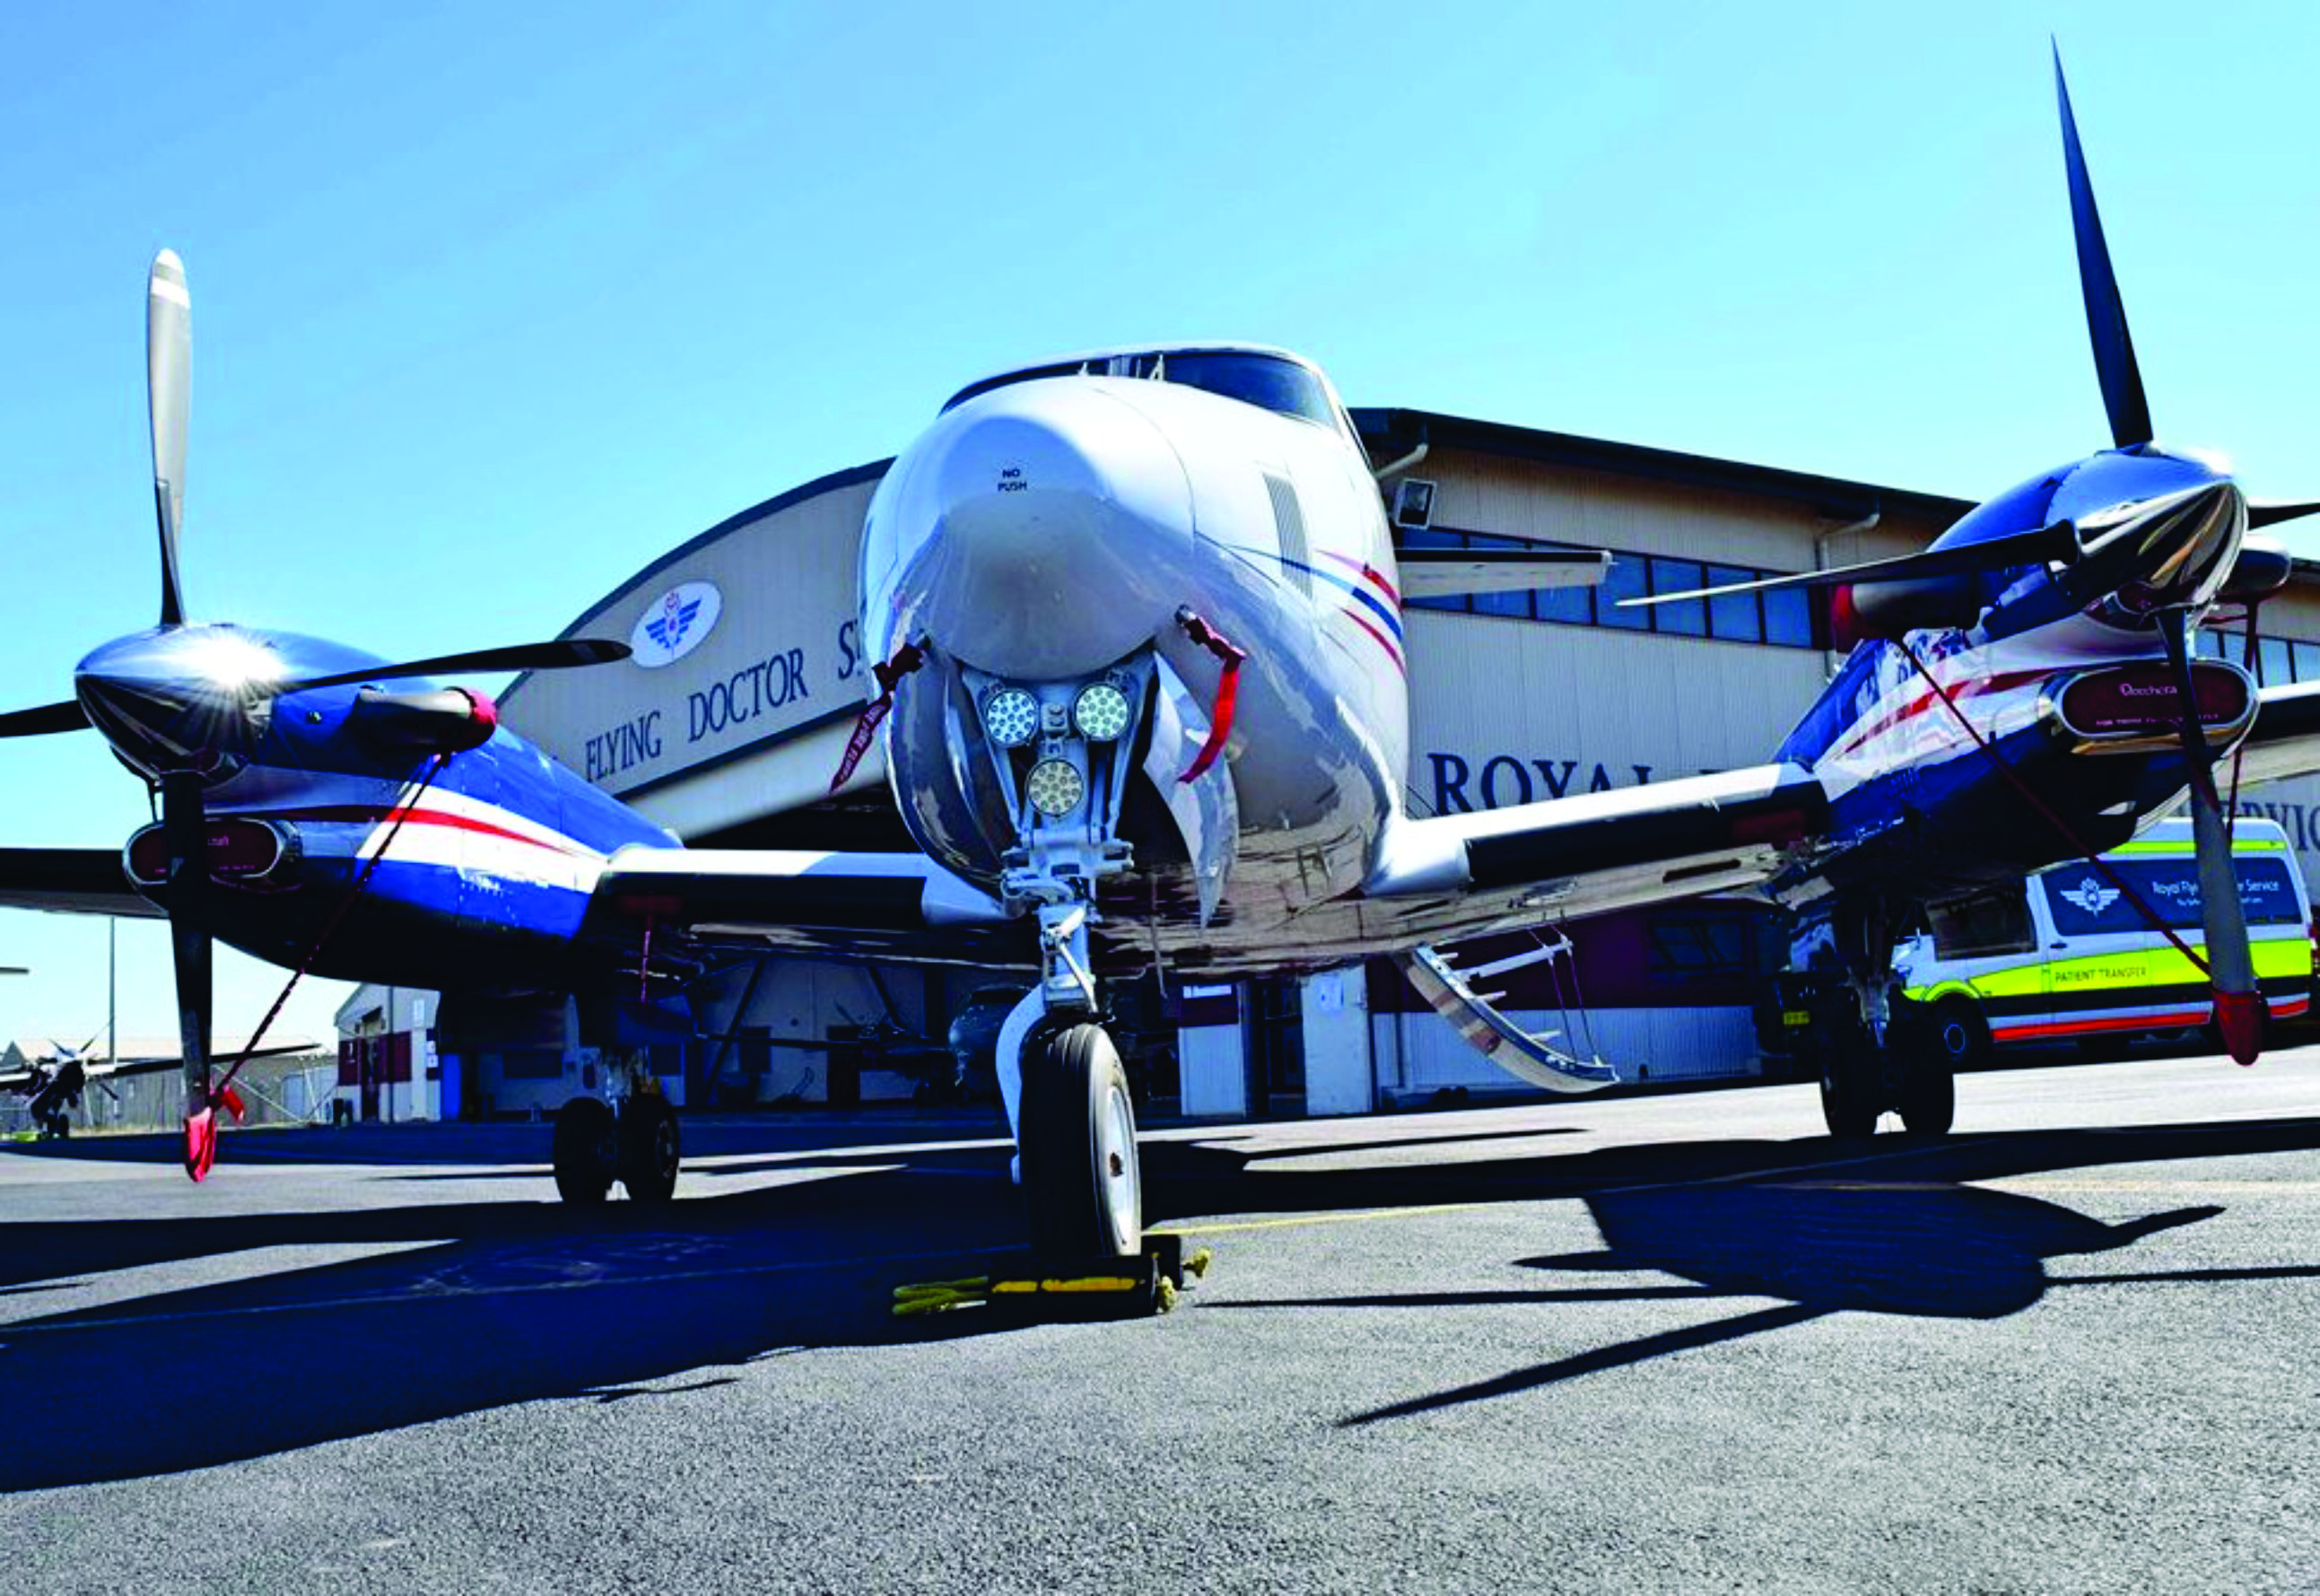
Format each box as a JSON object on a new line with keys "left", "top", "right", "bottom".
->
{"left": 1930, "top": 1000, "right": 1989, "bottom": 1070}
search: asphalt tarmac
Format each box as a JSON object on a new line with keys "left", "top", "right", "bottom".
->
{"left": 4, "top": 1051, "right": 2319, "bottom": 1594}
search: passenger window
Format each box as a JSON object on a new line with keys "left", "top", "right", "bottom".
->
{"left": 1927, "top": 886, "right": 2037, "bottom": 959}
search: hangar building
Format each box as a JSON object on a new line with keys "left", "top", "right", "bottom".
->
{"left": 472, "top": 406, "right": 2320, "bottom": 1121}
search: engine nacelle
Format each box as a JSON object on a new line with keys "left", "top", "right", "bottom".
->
{"left": 346, "top": 686, "right": 500, "bottom": 753}
{"left": 1838, "top": 573, "right": 1987, "bottom": 642}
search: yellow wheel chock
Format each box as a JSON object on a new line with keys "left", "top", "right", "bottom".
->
{"left": 894, "top": 1234, "right": 1212, "bottom": 1320}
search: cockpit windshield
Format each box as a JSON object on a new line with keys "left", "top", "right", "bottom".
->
{"left": 942, "top": 348, "right": 1343, "bottom": 432}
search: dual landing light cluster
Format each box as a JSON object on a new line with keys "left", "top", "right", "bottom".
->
{"left": 981, "top": 679, "right": 1134, "bottom": 817}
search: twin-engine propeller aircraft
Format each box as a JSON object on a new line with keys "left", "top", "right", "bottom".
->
{"left": 0, "top": 1033, "right": 312, "bottom": 1139}
{"left": 8, "top": 57, "right": 2320, "bottom": 1269}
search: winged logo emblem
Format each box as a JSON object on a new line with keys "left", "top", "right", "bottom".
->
{"left": 2057, "top": 876, "right": 2122, "bottom": 917}
{"left": 628, "top": 580, "right": 722, "bottom": 667}
{"left": 645, "top": 593, "right": 701, "bottom": 651}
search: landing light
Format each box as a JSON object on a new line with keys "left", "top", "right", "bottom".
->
{"left": 1025, "top": 758, "right": 1085, "bottom": 817}
{"left": 982, "top": 686, "right": 1041, "bottom": 749}
{"left": 1072, "top": 681, "right": 1131, "bottom": 742}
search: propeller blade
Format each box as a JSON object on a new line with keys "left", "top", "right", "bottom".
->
{"left": 273, "top": 638, "right": 630, "bottom": 695}
{"left": 159, "top": 771, "right": 218, "bottom": 1178}
{"left": 2054, "top": 46, "right": 2153, "bottom": 450}
{"left": 1618, "top": 519, "right": 2080, "bottom": 608}
{"left": 0, "top": 700, "right": 90, "bottom": 737}
{"left": 2158, "top": 614, "right": 2263, "bottom": 1065}
{"left": 148, "top": 249, "right": 192, "bottom": 627}
{"left": 2248, "top": 501, "right": 2320, "bottom": 530}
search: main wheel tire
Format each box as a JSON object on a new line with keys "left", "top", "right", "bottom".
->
{"left": 617, "top": 1096, "right": 681, "bottom": 1203}
{"left": 1817, "top": 1008, "right": 1880, "bottom": 1140}
{"left": 552, "top": 1097, "right": 617, "bottom": 1204}
{"left": 1896, "top": 1022, "right": 1958, "bottom": 1138}
{"left": 1020, "top": 1023, "right": 1142, "bottom": 1260}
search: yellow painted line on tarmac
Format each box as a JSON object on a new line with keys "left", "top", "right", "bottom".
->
{"left": 1981, "top": 1178, "right": 2320, "bottom": 1195}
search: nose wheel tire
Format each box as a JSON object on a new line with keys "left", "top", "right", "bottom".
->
{"left": 552, "top": 1097, "right": 617, "bottom": 1204}
{"left": 618, "top": 1096, "right": 682, "bottom": 1203}
{"left": 1021, "top": 1022, "right": 1142, "bottom": 1260}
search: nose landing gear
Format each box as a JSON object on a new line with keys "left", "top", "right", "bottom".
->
{"left": 967, "top": 657, "right": 1161, "bottom": 1260}
{"left": 1021, "top": 1022, "right": 1142, "bottom": 1258}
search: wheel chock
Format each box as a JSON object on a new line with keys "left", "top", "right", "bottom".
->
{"left": 892, "top": 1234, "right": 1212, "bottom": 1320}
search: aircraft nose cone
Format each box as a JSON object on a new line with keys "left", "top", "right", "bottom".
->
{"left": 902, "top": 384, "right": 1196, "bottom": 679}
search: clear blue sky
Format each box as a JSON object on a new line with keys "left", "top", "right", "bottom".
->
{"left": 1, "top": 0, "right": 2315, "bottom": 1051}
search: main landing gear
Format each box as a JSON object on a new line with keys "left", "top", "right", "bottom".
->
{"left": 551, "top": 1057, "right": 681, "bottom": 1204}
{"left": 1800, "top": 897, "right": 1955, "bottom": 1141}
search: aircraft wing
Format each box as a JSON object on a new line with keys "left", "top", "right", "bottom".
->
{"left": 1363, "top": 763, "right": 1829, "bottom": 932}
{"left": 2222, "top": 681, "right": 2320, "bottom": 789}
{"left": 0, "top": 849, "right": 163, "bottom": 919}
{"left": 585, "top": 847, "right": 1025, "bottom": 968}
{"left": 1396, "top": 547, "right": 1610, "bottom": 600}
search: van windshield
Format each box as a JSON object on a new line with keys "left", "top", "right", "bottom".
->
{"left": 2042, "top": 856, "right": 2304, "bottom": 936}
{"left": 1927, "top": 887, "right": 2036, "bottom": 959}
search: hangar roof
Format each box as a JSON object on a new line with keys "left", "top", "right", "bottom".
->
{"left": 1354, "top": 407, "right": 1978, "bottom": 528}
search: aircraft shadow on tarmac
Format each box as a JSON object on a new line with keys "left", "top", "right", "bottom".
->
{"left": 5, "top": 1113, "right": 2320, "bottom": 1488}
{"left": 1158, "top": 1119, "right": 2320, "bottom": 1426}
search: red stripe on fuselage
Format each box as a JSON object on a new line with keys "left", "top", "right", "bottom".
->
{"left": 1344, "top": 609, "right": 1406, "bottom": 675}
{"left": 231, "top": 805, "right": 591, "bottom": 858}
{"left": 1828, "top": 665, "right": 2053, "bottom": 762}
{"left": 1321, "top": 550, "right": 1403, "bottom": 609}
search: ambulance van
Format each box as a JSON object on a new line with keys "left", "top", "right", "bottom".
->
{"left": 1893, "top": 817, "right": 2315, "bottom": 1064}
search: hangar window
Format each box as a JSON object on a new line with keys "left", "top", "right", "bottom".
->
{"left": 1400, "top": 528, "right": 1468, "bottom": 614}
{"left": 2260, "top": 635, "right": 2294, "bottom": 685}
{"left": 1761, "top": 586, "right": 1814, "bottom": 648}
{"left": 1706, "top": 564, "right": 1761, "bottom": 642}
{"left": 1597, "top": 554, "right": 1650, "bottom": 630}
{"left": 1468, "top": 534, "right": 1531, "bottom": 619}
{"left": 1649, "top": 559, "right": 1708, "bottom": 637}
{"left": 1533, "top": 563, "right": 1592, "bottom": 624}
{"left": 1396, "top": 528, "right": 1822, "bottom": 650}
{"left": 2200, "top": 631, "right": 2320, "bottom": 685}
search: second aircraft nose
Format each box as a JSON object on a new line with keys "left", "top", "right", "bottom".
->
{"left": 901, "top": 381, "right": 1197, "bottom": 680}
